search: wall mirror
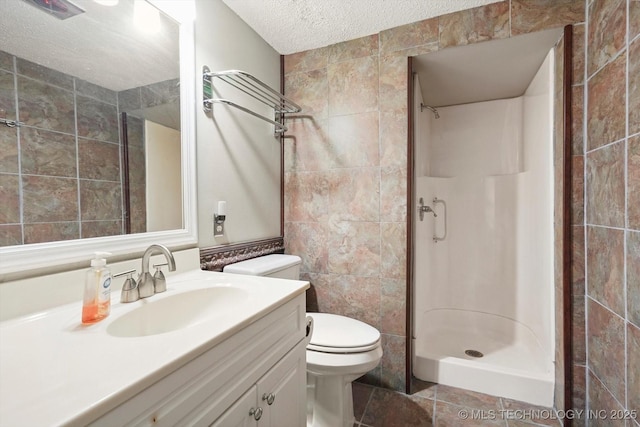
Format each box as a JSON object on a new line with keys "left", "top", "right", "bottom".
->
{"left": 0, "top": 0, "right": 197, "bottom": 279}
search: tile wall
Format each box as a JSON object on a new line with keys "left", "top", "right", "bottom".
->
{"left": 283, "top": 0, "right": 586, "bottom": 397}
{"left": 0, "top": 49, "right": 178, "bottom": 245}
{"left": 584, "top": 0, "right": 640, "bottom": 425}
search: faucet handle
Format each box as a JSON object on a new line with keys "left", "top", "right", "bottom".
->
{"left": 114, "top": 269, "right": 139, "bottom": 303}
{"left": 153, "top": 263, "right": 168, "bottom": 293}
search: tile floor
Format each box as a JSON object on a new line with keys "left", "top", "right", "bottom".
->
{"left": 352, "top": 378, "right": 562, "bottom": 427}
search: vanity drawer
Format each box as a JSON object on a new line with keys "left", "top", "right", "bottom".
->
{"left": 89, "top": 294, "right": 305, "bottom": 427}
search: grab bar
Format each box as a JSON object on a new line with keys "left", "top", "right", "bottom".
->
{"left": 432, "top": 197, "right": 446, "bottom": 242}
{"left": 203, "top": 98, "right": 288, "bottom": 133}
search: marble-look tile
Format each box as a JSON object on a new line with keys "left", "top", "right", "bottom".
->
{"left": 125, "top": 115, "right": 144, "bottom": 149}
{"left": 0, "top": 224, "right": 22, "bottom": 246}
{"left": 587, "top": 0, "right": 626, "bottom": 77}
{"left": 380, "top": 167, "right": 407, "bottom": 223}
{"left": 572, "top": 86, "right": 584, "bottom": 155}
{"left": 630, "top": 135, "right": 640, "bottom": 230}
{"left": 410, "top": 378, "right": 437, "bottom": 400}
{"left": 628, "top": 231, "right": 640, "bottom": 327}
{"left": 79, "top": 180, "right": 122, "bottom": 221}
{"left": 381, "top": 277, "right": 406, "bottom": 336}
{"left": 379, "top": 54, "right": 408, "bottom": 113}
{"left": 380, "top": 334, "right": 406, "bottom": 392}
{"left": 362, "top": 387, "right": 433, "bottom": 426}
{"left": 572, "top": 364, "right": 586, "bottom": 414}
{"left": 284, "top": 117, "right": 330, "bottom": 172}
{"left": 628, "top": 322, "right": 640, "bottom": 414}
{"left": 17, "top": 76, "right": 75, "bottom": 134}
{"left": 23, "top": 222, "right": 79, "bottom": 244}
{"left": 328, "top": 56, "right": 378, "bottom": 117}
{"left": 141, "top": 78, "right": 180, "bottom": 109}
{"left": 329, "top": 35, "right": 378, "bottom": 64}
{"left": 438, "top": 2, "right": 509, "bottom": 49}
{"left": 436, "top": 385, "right": 501, "bottom": 411}
{"left": 0, "top": 174, "right": 19, "bottom": 224}
{"left": 572, "top": 24, "right": 586, "bottom": 86}
{"left": 632, "top": 0, "right": 640, "bottom": 40}
{"left": 284, "top": 222, "right": 329, "bottom": 273}
{"left": 0, "top": 126, "right": 18, "bottom": 174}
{"left": 327, "top": 221, "right": 380, "bottom": 276}
{"left": 284, "top": 47, "right": 328, "bottom": 75}
{"left": 128, "top": 185, "right": 146, "bottom": 234}
{"left": 586, "top": 226, "right": 625, "bottom": 316}
{"left": 629, "top": 39, "right": 640, "bottom": 136}
{"left": 380, "top": 222, "right": 406, "bottom": 280}
{"left": 572, "top": 294, "right": 586, "bottom": 364}
{"left": 352, "top": 382, "right": 374, "bottom": 423}
{"left": 587, "top": 370, "right": 626, "bottom": 427}
{"left": 587, "top": 297, "right": 626, "bottom": 404}
{"left": 586, "top": 140, "right": 625, "bottom": 227}
{"left": 571, "top": 156, "right": 584, "bottom": 224}
{"left": 309, "top": 273, "right": 381, "bottom": 328}
{"left": 76, "top": 95, "right": 119, "bottom": 143}
{"left": 0, "top": 70, "right": 16, "bottom": 120}
{"left": 16, "top": 57, "right": 73, "bottom": 90}
{"left": 75, "top": 79, "right": 117, "bottom": 105}
{"left": 572, "top": 226, "right": 585, "bottom": 295}
{"left": 284, "top": 171, "right": 329, "bottom": 222}
{"left": 328, "top": 168, "right": 380, "bottom": 222}
{"left": 78, "top": 139, "right": 121, "bottom": 182}
{"left": 284, "top": 69, "right": 328, "bottom": 119}
{"left": 586, "top": 52, "right": 626, "bottom": 150}
{"left": 434, "top": 400, "right": 503, "bottom": 426}
{"left": 328, "top": 112, "right": 379, "bottom": 168}
{"left": 81, "top": 220, "right": 122, "bottom": 239}
{"left": 380, "top": 109, "right": 408, "bottom": 168}
{"left": 0, "top": 51, "right": 13, "bottom": 72}
{"left": 118, "top": 87, "right": 141, "bottom": 112}
{"left": 22, "top": 175, "right": 78, "bottom": 222}
{"left": 379, "top": 18, "right": 438, "bottom": 54}
{"left": 511, "top": 0, "right": 584, "bottom": 36}
{"left": 501, "top": 399, "right": 561, "bottom": 426}
{"left": 20, "top": 127, "right": 76, "bottom": 178}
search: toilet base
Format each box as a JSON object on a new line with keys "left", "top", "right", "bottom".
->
{"left": 307, "top": 372, "right": 357, "bottom": 427}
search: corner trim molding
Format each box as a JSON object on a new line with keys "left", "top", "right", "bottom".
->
{"left": 199, "top": 237, "right": 285, "bottom": 271}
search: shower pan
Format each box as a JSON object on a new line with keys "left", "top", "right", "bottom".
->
{"left": 411, "top": 33, "right": 561, "bottom": 407}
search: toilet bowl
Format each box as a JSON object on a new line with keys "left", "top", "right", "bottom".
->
{"left": 223, "top": 254, "right": 383, "bottom": 427}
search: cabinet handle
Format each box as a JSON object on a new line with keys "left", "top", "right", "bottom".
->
{"left": 249, "top": 407, "right": 263, "bottom": 421}
{"left": 262, "top": 392, "right": 275, "bottom": 405}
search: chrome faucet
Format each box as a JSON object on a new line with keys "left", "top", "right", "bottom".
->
{"left": 137, "top": 244, "right": 176, "bottom": 298}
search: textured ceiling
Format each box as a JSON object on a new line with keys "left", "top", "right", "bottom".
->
{"left": 222, "top": 0, "right": 504, "bottom": 54}
{"left": 0, "top": 0, "right": 179, "bottom": 92}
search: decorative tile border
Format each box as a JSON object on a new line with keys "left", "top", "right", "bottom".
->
{"left": 199, "top": 237, "right": 285, "bottom": 271}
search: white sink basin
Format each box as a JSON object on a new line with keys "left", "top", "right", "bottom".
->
{"left": 107, "top": 287, "right": 249, "bottom": 337}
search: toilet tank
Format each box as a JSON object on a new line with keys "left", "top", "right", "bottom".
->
{"left": 223, "top": 254, "right": 302, "bottom": 280}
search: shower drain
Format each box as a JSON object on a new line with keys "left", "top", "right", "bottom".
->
{"left": 465, "top": 349, "right": 484, "bottom": 358}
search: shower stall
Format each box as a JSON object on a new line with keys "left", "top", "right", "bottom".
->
{"left": 411, "top": 31, "right": 562, "bottom": 407}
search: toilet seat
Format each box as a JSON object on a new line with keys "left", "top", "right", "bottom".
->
{"left": 306, "top": 313, "right": 381, "bottom": 354}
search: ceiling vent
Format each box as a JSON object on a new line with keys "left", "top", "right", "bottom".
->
{"left": 22, "top": 0, "right": 85, "bottom": 20}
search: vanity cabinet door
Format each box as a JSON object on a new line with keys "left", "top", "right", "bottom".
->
{"left": 256, "top": 340, "right": 306, "bottom": 427}
{"left": 210, "top": 386, "right": 258, "bottom": 427}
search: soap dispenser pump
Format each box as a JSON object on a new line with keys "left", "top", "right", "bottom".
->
{"left": 82, "top": 252, "right": 112, "bottom": 324}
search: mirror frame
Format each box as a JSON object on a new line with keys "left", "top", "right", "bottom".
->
{"left": 0, "top": 2, "right": 197, "bottom": 279}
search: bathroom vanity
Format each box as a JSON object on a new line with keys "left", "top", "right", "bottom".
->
{"left": 0, "top": 269, "right": 309, "bottom": 426}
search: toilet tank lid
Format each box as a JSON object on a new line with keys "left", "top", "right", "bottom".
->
{"left": 223, "top": 254, "right": 302, "bottom": 276}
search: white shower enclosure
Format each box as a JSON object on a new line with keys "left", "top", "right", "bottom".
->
{"left": 412, "top": 31, "right": 561, "bottom": 407}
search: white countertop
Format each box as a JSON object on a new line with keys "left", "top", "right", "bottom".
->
{"left": 0, "top": 269, "right": 308, "bottom": 427}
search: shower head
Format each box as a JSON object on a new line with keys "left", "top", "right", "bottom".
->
{"left": 420, "top": 103, "right": 440, "bottom": 119}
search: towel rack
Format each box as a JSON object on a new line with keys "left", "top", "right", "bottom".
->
{"left": 202, "top": 67, "right": 301, "bottom": 134}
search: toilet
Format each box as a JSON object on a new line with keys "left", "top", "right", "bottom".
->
{"left": 223, "top": 254, "right": 383, "bottom": 427}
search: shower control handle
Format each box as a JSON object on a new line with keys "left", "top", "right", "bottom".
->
{"left": 418, "top": 197, "right": 437, "bottom": 221}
